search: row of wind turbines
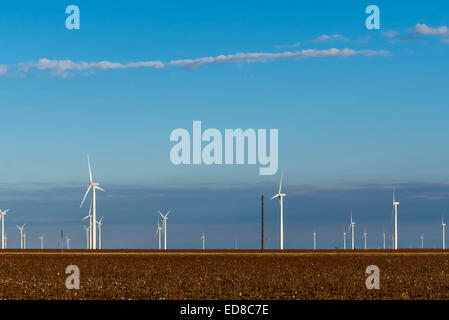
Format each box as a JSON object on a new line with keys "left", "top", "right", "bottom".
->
{"left": 1, "top": 158, "right": 447, "bottom": 250}
{"left": 271, "top": 175, "right": 449, "bottom": 250}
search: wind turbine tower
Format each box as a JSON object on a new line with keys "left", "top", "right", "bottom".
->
{"left": 97, "top": 217, "right": 104, "bottom": 249}
{"left": 392, "top": 191, "right": 400, "bottom": 250}
{"left": 313, "top": 231, "right": 317, "bottom": 250}
{"left": 66, "top": 237, "right": 71, "bottom": 249}
{"left": 271, "top": 174, "right": 286, "bottom": 250}
{"left": 83, "top": 226, "right": 89, "bottom": 249}
{"left": 38, "top": 235, "right": 44, "bottom": 249}
{"left": 420, "top": 235, "right": 424, "bottom": 249}
{"left": 348, "top": 212, "right": 355, "bottom": 249}
{"left": 343, "top": 229, "right": 346, "bottom": 250}
{"left": 80, "top": 155, "right": 105, "bottom": 250}
{"left": 383, "top": 232, "right": 386, "bottom": 249}
{"left": 81, "top": 202, "right": 93, "bottom": 249}
{"left": 0, "top": 209, "right": 11, "bottom": 249}
{"left": 201, "top": 232, "right": 206, "bottom": 250}
{"left": 442, "top": 218, "right": 446, "bottom": 250}
{"left": 17, "top": 225, "right": 25, "bottom": 249}
{"left": 155, "top": 220, "right": 162, "bottom": 250}
{"left": 158, "top": 210, "right": 171, "bottom": 250}
{"left": 363, "top": 229, "right": 367, "bottom": 250}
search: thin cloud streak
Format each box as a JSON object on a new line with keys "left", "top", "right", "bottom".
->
{"left": 26, "top": 58, "right": 164, "bottom": 77}
{"left": 2, "top": 47, "right": 390, "bottom": 76}
{"left": 311, "top": 34, "right": 349, "bottom": 43}
{"left": 170, "top": 48, "right": 390, "bottom": 69}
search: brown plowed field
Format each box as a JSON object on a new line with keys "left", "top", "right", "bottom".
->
{"left": 1, "top": 250, "right": 448, "bottom": 300}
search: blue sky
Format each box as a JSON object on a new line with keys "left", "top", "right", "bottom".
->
{"left": 0, "top": 1, "right": 449, "bottom": 249}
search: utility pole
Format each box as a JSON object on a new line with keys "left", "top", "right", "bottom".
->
{"left": 261, "top": 194, "right": 264, "bottom": 252}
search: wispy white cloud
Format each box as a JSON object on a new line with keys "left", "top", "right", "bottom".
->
{"left": 170, "top": 48, "right": 390, "bottom": 69}
{"left": 410, "top": 23, "right": 449, "bottom": 36}
{"left": 311, "top": 34, "right": 349, "bottom": 43}
{"left": 0, "top": 65, "right": 7, "bottom": 75}
{"left": 274, "top": 42, "right": 300, "bottom": 49}
{"left": 28, "top": 58, "right": 164, "bottom": 77}
{"left": 382, "top": 30, "right": 399, "bottom": 38}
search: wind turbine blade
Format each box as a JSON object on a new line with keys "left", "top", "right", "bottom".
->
{"left": 81, "top": 216, "right": 90, "bottom": 221}
{"left": 159, "top": 211, "right": 164, "bottom": 219}
{"left": 278, "top": 173, "right": 283, "bottom": 194}
{"left": 3, "top": 209, "right": 9, "bottom": 214}
{"left": 80, "top": 185, "right": 92, "bottom": 208}
{"left": 88, "top": 155, "right": 93, "bottom": 184}
{"left": 270, "top": 194, "right": 279, "bottom": 200}
{"left": 165, "top": 210, "right": 171, "bottom": 217}
{"left": 99, "top": 216, "right": 104, "bottom": 224}
{"left": 96, "top": 186, "right": 105, "bottom": 192}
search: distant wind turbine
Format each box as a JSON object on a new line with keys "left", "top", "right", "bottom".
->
{"left": 17, "top": 224, "right": 25, "bottom": 249}
{"left": 81, "top": 201, "right": 93, "bottom": 249}
{"left": 392, "top": 190, "right": 400, "bottom": 250}
{"left": 363, "top": 229, "right": 367, "bottom": 250}
{"left": 66, "top": 237, "right": 71, "bottom": 249}
{"left": 420, "top": 235, "right": 424, "bottom": 249}
{"left": 313, "top": 231, "right": 317, "bottom": 250}
{"left": 271, "top": 173, "right": 286, "bottom": 250}
{"left": 0, "top": 209, "right": 11, "bottom": 249}
{"left": 348, "top": 212, "right": 355, "bottom": 249}
{"left": 97, "top": 216, "right": 104, "bottom": 249}
{"left": 158, "top": 210, "right": 171, "bottom": 250}
{"left": 382, "top": 232, "right": 386, "bottom": 249}
{"left": 343, "top": 228, "right": 346, "bottom": 250}
{"left": 80, "top": 155, "right": 105, "bottom": 250}
{"left": 38, "top": 235, "right": 44, "bottom": 249}
{"left": 154, "top": 220, "right": 162, "bottom": 250}
{"left": 201, "top": 232, "right": 206, "bottom": 250}
{"left": 23, "top": 233, "right": 26, "bottom": 249}
{"left": 442, "top": 217, "right": 446, "bottom": 250}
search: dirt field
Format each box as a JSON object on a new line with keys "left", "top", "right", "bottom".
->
{"left": 0, "top": 249, "right": 448, "bottom": 300}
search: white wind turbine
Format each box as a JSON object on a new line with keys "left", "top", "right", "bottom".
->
{"left": 442, "top": 217, "right": 446, "bottom": 250}
{"left": 313, "top": 231, "right": 317, "bottom": 250}
{"left": 392, "top": 190, "right": 400, "bottom": 250}
{"left": 83, "top": 226, "right": 89, "bottom": 249}
{"left": 0, "top": 209, "right": 11, "bottom": 249}
{"left": 420, "top": 235, "right": 424, "bottom": 249}
{"left": 158, "top": 210, "right": 171, "bottom": 250}
{"left": 382, "top": 232, "right": 386, "bottom": 249}
{"left": 363, "top": 229, "right": 367, "bottom": 250}
{"left": 201, "top": 232, "right": 206, "bottom": 250}
{"left": 348, "top": 212, "right": 355, "bottom": 249}
{"left": 80, "top": 155, "right": 104, "bottom": 250}
{"left": 81, "top": 201, "right": 93, "bottom": 249}
{"left": 38, "top": 235, "right": 44, "bottom": 249}
{"left": 66, "top": 237, "right": 71, "bottom": 249}
{"left": 343, "top": 228, "right": 346, "bottom": 250}
{"left": 17, "top": 224, "right": 25, "bottom": 249}
{"left": 97, "top": 217, "right": 104, "bottom": 250}
{"left": 271, "top": 174, "right": 286, "bottom": 250}
{"left": 154, "top": 220, "right": 162, "bottom": 250}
